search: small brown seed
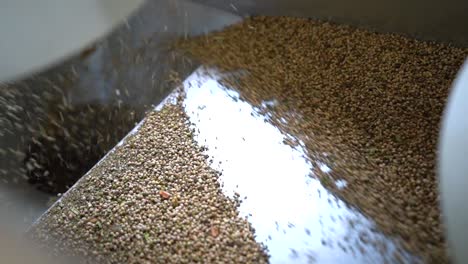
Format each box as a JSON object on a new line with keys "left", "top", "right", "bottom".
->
{"left": 159, "top": 191, "right": 171, "bottom": 199}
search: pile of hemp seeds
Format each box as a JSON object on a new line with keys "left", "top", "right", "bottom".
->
{"left": 175, "top": 16, "right": 468, "bottom": 263}
{"left": 29, "top": 90, "right": 269, "bottom": 263}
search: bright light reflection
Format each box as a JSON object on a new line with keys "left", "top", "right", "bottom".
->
{"left": 181, "top": 68, "right": 417, "bottom": 264}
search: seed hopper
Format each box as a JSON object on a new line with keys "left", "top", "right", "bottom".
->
{"left": 0, "top": 0, "right": 467, "bottom": 263}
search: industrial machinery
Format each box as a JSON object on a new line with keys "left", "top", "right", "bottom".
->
{"left": 0, "top": 0, "right": 466, "bottom": 263}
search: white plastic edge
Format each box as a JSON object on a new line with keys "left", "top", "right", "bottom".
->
{"left": 439, "top": 58, "right": 468, "bottom": 264}
{"left": 0, "top": 0, "right": 144, "bottom": 82}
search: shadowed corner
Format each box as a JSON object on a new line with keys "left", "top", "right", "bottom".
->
{"left": 0, "top": 216, "right": 77, "bottom": 264}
